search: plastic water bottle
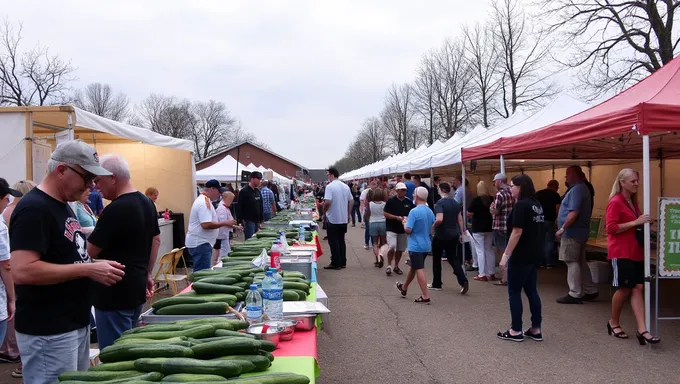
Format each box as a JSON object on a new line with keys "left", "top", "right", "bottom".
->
{"left": 298, "top": 225, "right": 305, "bottom": 242}
{"left": 263, "top": 268, "right": 283, "bottom": 320}
{"left": 245, "top": 284, "right": 262, "bottom": 324}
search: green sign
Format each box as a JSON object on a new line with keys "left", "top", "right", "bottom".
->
{"left": 659, "top": 199, "right": 680, "bottom": 277}
{"left": 589, "top": 217, "right": 602, "bottom": 239}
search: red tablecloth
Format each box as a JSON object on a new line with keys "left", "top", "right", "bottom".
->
{"left": 271, "top": 326, "right": 318, "bottom": 359}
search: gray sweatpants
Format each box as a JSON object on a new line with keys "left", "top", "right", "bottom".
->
{"left": 17, "top": 326, "right": 90, "bottom": 384}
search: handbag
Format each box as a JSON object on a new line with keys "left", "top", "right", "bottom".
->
{"left": 626, "top": 200, "right": 644, "bottom": 247}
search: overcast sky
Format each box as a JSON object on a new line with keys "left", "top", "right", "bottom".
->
{"left": 5, "top": 0, "right": 494, "bottom": 169}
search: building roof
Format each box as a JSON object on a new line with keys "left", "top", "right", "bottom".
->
{"left": 196, "top": 140, "right": 307, "bottom": 170}
{"left": 307, "top": 169, "right": 328, "bottom": 183}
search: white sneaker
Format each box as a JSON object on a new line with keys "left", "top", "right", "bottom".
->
{"left": 385, "top": 265, "right": 392, "bottom": 276}
{"left": 427, "top": 283, "right": 442, "bottom": 291}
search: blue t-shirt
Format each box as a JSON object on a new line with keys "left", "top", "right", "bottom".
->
{"left": 88, "top": 190, "right": 104, "bottom": 216}
{"left": 406, "top": 205, "right": 435, "bottom": 253}
{"left": 404, "top": 181, "right": 416, "bottom": 200}
{"left": 557, "top": 182, "right": 592, "bottom": 243}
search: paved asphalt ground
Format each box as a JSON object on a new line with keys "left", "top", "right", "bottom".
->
{"left": 0, "top": 226, "right": 677, "bottom": 383}
{"left": 317, "top": 225, "right": 680, "bottom": 384}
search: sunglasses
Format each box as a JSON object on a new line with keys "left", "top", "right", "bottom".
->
{"left": 65, "top": 165, "right": 96, "bottom": 185}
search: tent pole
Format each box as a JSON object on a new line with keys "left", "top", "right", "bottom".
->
{"left": 461, "top": 162, "right": 467, "bottom": 263}
{"left": 552, "top": 165, "right": 555, "bottom": 180}
{"left": 430, "top": 167, "right": 434, "bottom": 184}
{"left": 235, "top": 146, "right": 241, "bottom": 188}
{"left": 658, "top": 148, "right": 664, "bottom": 197}
{"left": 587, "top": 161, "right": 592, "bottom": 181}
{"left": 500, "top": 155, "right": 505, "bottom": 175}
{"left": 643, "top": 135, "right": 651, "bottom": 332}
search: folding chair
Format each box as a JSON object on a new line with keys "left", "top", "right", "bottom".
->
{"left": 150, "top": 248, "right": 188, "bottom": 300}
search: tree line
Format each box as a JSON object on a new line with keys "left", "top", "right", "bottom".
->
{"left": 331, "top": 0, "right": 680, "bottom": 175}
{"left": 0, "top": 19, "right": 261, "bottom": 161}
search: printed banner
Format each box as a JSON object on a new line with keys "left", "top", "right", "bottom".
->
{"left": 658, "top": 198, "right": 680, "bottom": 277}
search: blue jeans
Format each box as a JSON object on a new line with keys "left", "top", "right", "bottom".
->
{"left": 189, "top": 243, "right": 212, "bottom": 272}
{"left": 264, "top": 212, "right": 272, "bottom": 222}
{"left": 351, "top": 205, "right": 361, "bottom": 225}
{"left": 507, "top": 264, "right": 542, "bottom": 332}
{"left": 543, "top": 221, "right": 556, "bottom": 266}
{"left": 364, "top": 221, "right": 372, "bottom": 247}
{"left": 95, "top": 305, "right": 143, "bottom": 350}
{"left": 0, "top": 319, "right": 7, "bottom": 348}
{"left": 244, "top": 221, "right": 259, "bottom": 240}
{"left": 17, "top": 326, "right": 90, "bottom": 384}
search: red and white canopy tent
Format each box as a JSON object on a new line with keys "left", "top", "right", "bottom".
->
{"left": 463, "top": 55, "right": 680, "bottom": 331}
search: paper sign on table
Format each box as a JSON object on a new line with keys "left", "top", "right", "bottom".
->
{"left": 283, "top": 301, "right": 330, "bottom": 314}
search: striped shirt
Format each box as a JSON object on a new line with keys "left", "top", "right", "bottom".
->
{"left": 261, "top": 186, "right": 275, "bottom": 215}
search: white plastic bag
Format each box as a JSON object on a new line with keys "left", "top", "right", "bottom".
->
{"left": 252, "top": 248, "right": 270, "bottom": 268}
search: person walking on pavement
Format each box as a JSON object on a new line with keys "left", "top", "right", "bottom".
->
{"left": 360, "top": 181, "right": 376, "bottom": 249}
{"left": 556, "top": 166, "right": 598, "bottom": 304}
{"left": 395, "top": 187, "right": 436, "bottom": 304}
{"left": 497, "top": 174, "right": 544, "bottom": 342}
{"left": 9, "top": 140, "right": 125, "bottom": 384}
{"left": 383, "top": 183, "right": 413, "bottom": 276}
{"left": 491, "top": 173, "right": 514, "bottom": 286}
{"left": 453, "top": 176, "right": 476, "bottom": 271}
{"left": 428, "top": 183, "right": 469, "bottom": 294}
{"left": 468, "top": 181, "right": 495, "bottom": 281}
{"left": 535, "top": 180, "right": 562, "bottom": 268}
{"left": 86, "top": 154, "right": 161, "bottom": 349}
{"left": 323, "top": 168, "right": 353, "bottom": 270}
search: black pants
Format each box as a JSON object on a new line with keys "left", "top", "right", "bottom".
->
{"left": 351, "top": 204, "right": 361, "bottom": 225}
{"left": 458, "top": 241, "right": 472, "bottom": 262}
{"left": 431, "top": 236, "right": 468, "bottom": 288}
{"left": 327, "top": 223, "right": 348, "bottom": 267}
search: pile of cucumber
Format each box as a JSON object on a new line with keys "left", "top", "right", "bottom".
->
{"left": 57, "top": 318, "right": 310, "bottom": 383}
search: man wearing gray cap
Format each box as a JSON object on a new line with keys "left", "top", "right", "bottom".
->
{"left": 9, "top": 140, "right": 126, "bottom": 384}
{"left": 491, "top": 173, "right": 514, "bottom": 286}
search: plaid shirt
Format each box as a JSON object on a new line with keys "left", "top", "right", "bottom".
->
{"left": 492, "top": 185, "right": 514, "bottom": 233}
{"left": 261, "top": 186, "right": 275, "bottom": 215}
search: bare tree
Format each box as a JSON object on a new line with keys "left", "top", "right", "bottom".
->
{"left": 413, "top": 53, "right": 444, "bottom": 144}
{"left": 538, "top": 0, "right": 680, "bottom": 99}
{"left": 381, "top": 83, "right": 416, "bottom": 153}
{"left": 192, "top": 100, "right": 237, "bottom": 160}
{"left": 358, "top": 117, "right": 388, "bottom": 163}
{"left": 73, "top": 83, "right": 129, "bottom": 121}
{"left": 136, "top": 94, "right": 194, "bottom": 139}
{"left": 464, "top": 22, "right": 501, "bottom": 128}
{"left": 431, "top": 38, "right": 477, "bottom": 137}
{"left": 0, "top": 20, "right": 75, "bottom": 106}
{"left": 492, "top": 0, "right": 558, "bottom": 117}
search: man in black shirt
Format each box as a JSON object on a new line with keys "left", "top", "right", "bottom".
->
{"left": 9, "top": 140, "right": 125, "bottom": 383}
{"left": 412, "top": 175, "right": 434, "bottom": 209}
{"left": 535, "top": 180, "right": 561, "bottom": 267}
{"left": 432, "top": 176, "right": 442, "bottom": 204}
{"left": 87, "top": 154, "right": 161, "bottom": 349}
{"left": 238, "top": 171, "right": 264, "bottom": 239}
{"left": 383, "top": 183, "right": 414, "bottom": 276}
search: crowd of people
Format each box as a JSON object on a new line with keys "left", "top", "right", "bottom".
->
{"left": 322, "top": 166, "right": 659, "bottom": 345}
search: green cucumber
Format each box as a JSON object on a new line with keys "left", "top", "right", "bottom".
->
{"left": 234, "top": 292, "right": 246, "bottom": 301}
{"left": 213, "top": 329, "right": 255, "bottom": 338}
{"left": 156, "top": 302, "right": 229, "bottom": 315}
{"left": 233, "top": 282, "right": 249, "bottom": 289}
{"left": 159, "top": 358, "right": 242, "bottom": 378}
{"left": 288, "top": 289, "right": 307, "bottom": 300}
{"left": 198, "top": 276, "right": 239, "bottom": 285}
{"left": 99, "top": 344, "right": 193, "bottom": 363}
{"left": 58, "top": 370, "right": 145, "bottom": 381}
{"left": 229, "top": 372, "right": 310, "bottom": 383}
{"left": 161, "top": 373, "right": 227, "bottom": 382}
{"left": 177, "top": 292, "right": 238, "bottom": 306}
{"left": 282, "top": 290, "right": 299, "bottom": 301}
{"left": 258, "top": 339, "right": 277, "bottom": 352}
{"left": 193, "top": 282, "right": 245, "bottom": 295}
{"left": 282, "top": 282, "right": 310, "bottom": 292}
{"left": 259, "top": 350, "right": 275, "bottom": 362}
{"left": 117, "top": 325, "right": 215, "bottom": 341}
{"left": 114, "top": 336, "right": 187, "bottom": 345}
{"left": 214, "top": 355, "right": 271, "bottom": 371}
{"left": 89, "top": 361, "right": 136, "bottom": 372}
{"left": 151, "top": 296, "right": 213, "bottom": 311}
{"left": 134, "top": 357, "right": 170, "bottom": 373}
{"left": 241, "top": 276, "right": 254, "bottom": 284}
{"left": 191, "top": 338, "right": 261, "bottom": 359}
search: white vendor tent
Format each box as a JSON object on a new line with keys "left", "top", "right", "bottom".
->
{"left": 195, "top": 155, "right": 248, "bottom": 182}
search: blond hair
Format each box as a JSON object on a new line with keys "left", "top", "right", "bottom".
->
{"left": 12, "top": 180, "right": 36, "bottom": 196}
{"left": 222, "top": 191, "right": 235, "bottom": 202}
{"left": 145, "top": 187, "right": 159, "bottom": 197}
{"left": 609, "top": 168, "right": 639, "bottom": 200}
{"left": 476, "top": 180, "right": 490, "bottom": 197}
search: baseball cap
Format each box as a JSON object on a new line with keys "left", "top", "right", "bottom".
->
{"left": 250, "top": 171, "right": 263, "bottom": 180}
{"left": 493, "top": 173, "right": 507, "bottom": 182}
{"left": 415, "top": 186, "right": 429, "bottom": 201}
{"left": 205, "top": 179, "right": 225, "bottom": 193}
{"left": 395, "top": 182, "right": 407, "bottom": 190}
{"left": 50, "top": 140, "right": 112, "bottom": 176}
{"left": 0, "top": 178, "right": 22, "bottom": 198}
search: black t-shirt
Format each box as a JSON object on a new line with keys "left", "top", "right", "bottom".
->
{"left": 384, "top": 196, "right": 414, "bottom": 234}
{"left": 9, "top": 188, "right": 93, "bottom": 336}
{"left": 434, "top": 197, "right": 461, "bottom": 240}
{"left": 88, "top": 192, "right": 160, "bottom": 311}
{"left": 467, "top": 196, "right": 493, "bottom": 233}
{"left": 352, "top": 191, "right": 361, "bottom": 204}
{"left": 507, "top": 198, "right": 545, "bottom": 267}
{"left": 535, "top": 188, "right": 561, "bottom": 222}
{"left": 237, "top": 185, "right": 263, "bottom": 223}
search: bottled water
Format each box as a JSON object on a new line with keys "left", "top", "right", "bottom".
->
{"left": 245, "top": 284, "right": 262, "bottom": 324}
{"left": 298, "top": 225, "right": 305, "bottom": 242}
{"left": 263, "top": 267, "right": 283, "bottom": 320}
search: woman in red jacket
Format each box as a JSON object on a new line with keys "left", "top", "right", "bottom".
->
{"left": 605, "top": 168, "right": 659, "bottom": 345}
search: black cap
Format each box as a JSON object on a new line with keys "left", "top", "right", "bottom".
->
{"left": 205, "top": 179, "right": 225, "bottom": 193}
{"left": 0, "top": 178, "right": 22, "bottom": 198}
{"left": 250, "top": 171, "right": 262, "bottom": 180}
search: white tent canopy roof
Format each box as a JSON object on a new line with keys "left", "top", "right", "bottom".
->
{"left": 195, "top": 155, "right": 248, "bottom": 182}
{"left": 74, "top": 107, "right": 194, "bottom": 152}
{"left": 405, "top": 132, "right": 467, "bottom": 171}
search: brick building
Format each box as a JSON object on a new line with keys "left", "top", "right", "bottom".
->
{"left": 196, "top": 141, "right": 308, "bottom": 180}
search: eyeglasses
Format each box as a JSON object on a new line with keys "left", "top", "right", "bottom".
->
{"left": 65, "top": 165, "right": 96, "bottom": 185}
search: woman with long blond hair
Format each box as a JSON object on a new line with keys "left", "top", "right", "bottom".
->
{"left": 1, "top": 180, "right": 36, "bottom": 225}
{"left": 468, "top": 181, "right": 495, "bottom": 281}
{"left": 605, "top": 168, "right": 659, "bottom": 345}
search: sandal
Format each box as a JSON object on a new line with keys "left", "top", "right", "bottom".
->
{"left": 414, "top": 296, "right": 430, "bottom": 304}
{"left": 11, "top": 367, "right": 22, "bottom": 378}
{"left": 395, "top": 282, "right": 407, "bottom": 297}
{"left": 377, "top": 255, "right": 384, "bottom": 268}
{"left": 636, "top": 331, "right": 660, "bottom": 345}
{"left": 394, "top": 267, "right": 404, "bottom": 275}
{"left": 606, "top": 321, "right": 628, "bottom": 339}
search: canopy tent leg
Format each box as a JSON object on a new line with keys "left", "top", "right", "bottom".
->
{"left": 643, "top": 135, "right": 651, "bottom": 332}
{"left": 235, "top": 146, "right": 241, "bottom": 188}
{"left": 430, "top": 168, "right": 434, "bottom": 184}
{"left": 552, "top": 164, "right": 555, "bottom": 180}
{"left": 500, "top": 155, "right": 505, "bottom": 175}
{"left": 461, "top": 162, "right": 467, "bottom": 262}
